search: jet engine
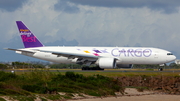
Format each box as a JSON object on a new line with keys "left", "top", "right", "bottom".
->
{"left": 96, "top": 58, "right": 116, "bottom": 69}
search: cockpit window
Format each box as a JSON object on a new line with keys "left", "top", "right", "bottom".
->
{"left": 167, "top": 53, "right": 173, "bottom": 55}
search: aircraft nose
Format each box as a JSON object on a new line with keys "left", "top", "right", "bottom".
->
{"left": 166, "top": 54, "right": 176, "bottom": 62}
{"left": 173, "top": 55, "right": 176, "bottom": 61}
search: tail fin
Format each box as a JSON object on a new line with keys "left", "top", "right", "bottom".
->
{"left": 16, "top": 21, "right": 43, "bottom": 48}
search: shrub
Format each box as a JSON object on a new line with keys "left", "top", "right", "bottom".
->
{"left": 86, "top": 91, "right": 101, "bottom": 97}
{"left": 0, "top": 71, "right": 124, "bottom": 97}
{"left": 0, "top": 71, "right": 17, "bottom": 81}
{"left": 22, "top": 84, "right": 45, "bottom": 93}
{"left": 65, "top": 72, "right": 76, "bottom": 79}
{"left": 0, "top": 97, "right": 6, "bottom": 101}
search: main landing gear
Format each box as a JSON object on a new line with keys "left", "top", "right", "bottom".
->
{"left": 82, "top": 66, "right": 104, "bottom": 70}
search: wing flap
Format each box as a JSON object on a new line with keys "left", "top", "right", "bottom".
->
{"left": 52, "top": 52, "right": 98, "bottom": 59}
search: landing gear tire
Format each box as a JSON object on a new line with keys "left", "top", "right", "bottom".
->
{"left": 159, "top": 68, "right": 163, "bottom": 71}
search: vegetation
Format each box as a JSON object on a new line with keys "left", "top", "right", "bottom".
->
{"left": 1, "top": 61, "right": 180, "bottom": 69}
{"left": 1, "top": 61, "right": 180, "bottom": 100}
{"left": 49, "top": 63, "right": 82, "bottom": 69}
{"left": 0, "top": 97, "right": 6, "bottom": 101}
{"left": 0, "top": 64, "right": 6, "bottom": 69}
{"left": 0, "top": 71, "right": 124, "bottom": 100}
{"left": 136, "top": 87, "right": 149, "bottom": 92}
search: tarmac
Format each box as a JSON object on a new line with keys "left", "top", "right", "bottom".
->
{"left": 2, "top": 69, "right": 180, "bottom": 73}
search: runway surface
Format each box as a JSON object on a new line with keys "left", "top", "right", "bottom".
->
{"left": 2, "top": 69, "right": 180, "bottom": 73}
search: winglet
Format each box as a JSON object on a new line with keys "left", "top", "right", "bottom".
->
{"left": 16, "top": 21, "right": 43, "bottom": 48}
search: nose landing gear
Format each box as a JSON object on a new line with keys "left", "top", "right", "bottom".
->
{"left": 158, "top": 68, "right": 163, "bottom": 71}
{"left": 159, "top": 63, "right": 165, "bottom": 71}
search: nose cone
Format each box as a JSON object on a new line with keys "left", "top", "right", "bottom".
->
{"left": 165, "top": 50, "right": 176, "bottom": 62}
{"left": 168, "top": 55, "right": 176, "bottom": 62}
{"left": 172, "top": 55, "right": 176, "bottom": 61}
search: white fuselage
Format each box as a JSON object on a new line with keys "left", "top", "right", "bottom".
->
{"left": 15, "top": 46, "right": 176, "bottom": 65}
{"left": 8, "top": 21, "right": 176, "bottom": 69}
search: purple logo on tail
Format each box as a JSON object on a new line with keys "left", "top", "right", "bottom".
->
{"left": 16, "top": 21, "right": 43, "bottom": 48}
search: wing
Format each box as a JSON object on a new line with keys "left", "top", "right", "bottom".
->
{"left": 5, "top": 48, "right": 99, "bottom": 65}
{"left": 38, "top": 49, "right": 99, "bottom": 65}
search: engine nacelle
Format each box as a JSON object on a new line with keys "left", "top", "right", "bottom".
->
{"left": 96, "top": 58, "right": 116, "bottom": 69}
{"left": 116, "top": 64, "right": 133, "bottom": 68}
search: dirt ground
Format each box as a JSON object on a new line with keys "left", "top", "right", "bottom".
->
{"left": 1, "top": 88, "right": 180, "bottom": 101}
{"left": 68, "top": 88, "right": 180, "bottom": 101}
{"left": 69, "top": 95, "right": 180, "bottom": 101}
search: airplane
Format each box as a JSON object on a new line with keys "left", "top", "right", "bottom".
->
{"left": 5, "top": 21, "right": 176, "bottom": 70}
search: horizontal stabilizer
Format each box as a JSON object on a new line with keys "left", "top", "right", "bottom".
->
{"left": 5, "top": 48, "right": 35, "bottom": 53}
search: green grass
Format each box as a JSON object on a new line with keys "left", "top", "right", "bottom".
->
{"left": 39, "top": 97, "right": 47, "bottom": 101}
{"left": 86, "top": 91, "right": 101, "bottom": 97}
{"left": 0, "top": 97, "right": 6, "bottom": 101}
{"left": 10, "top": 95, "right": 35, "bottom": 101}
{"left": 71, "top": 72, "right": 180, "bottom": 77}
{"left": 61, "top": 95, "right": 72, "bottom": 99}
{"left": 0, "top": 71, "right": 123, "bottom": 98}
{"left": 12, "top": 68, "right": 180, "bottom": 77}
{"left": 146, "top": 68, "right": 154, "bottom": 71}
{"left": 2, "top": 70, "right": 180, "bottom": 100}
{"left": 45, "top": 94, "right": 62, "bottom": 100}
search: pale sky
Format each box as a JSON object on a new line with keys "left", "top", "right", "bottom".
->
{"left": 0, "top": 0, "right": 180, "bottom": 61}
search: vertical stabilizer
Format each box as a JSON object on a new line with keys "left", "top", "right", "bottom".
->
{"left": 16, "top": 21, "right": 43, "bottom": 48}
